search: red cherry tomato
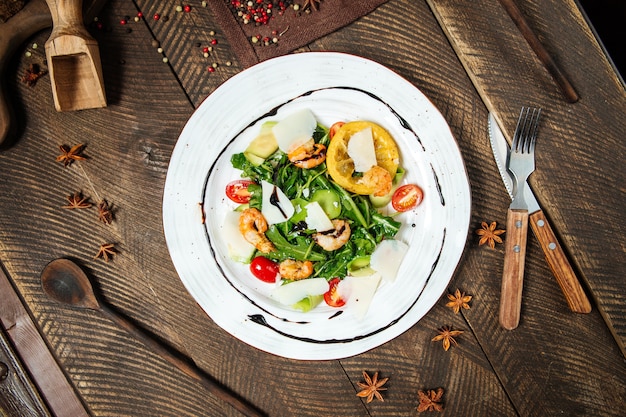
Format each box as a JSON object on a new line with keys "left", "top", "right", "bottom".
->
{"left": 250, "top": 256, "right": 279, "bottom": 283}
{"left": 324, "top": 278, "right": 346, "bottom": 307}
{"left": 225, "top": 179, "right": 255, "bottom": 204}
{"left": 329, "top": 122, "right": 345, "bottom": 140}
{"left": 391, "top": 184, "right": 423, "bottom": 212}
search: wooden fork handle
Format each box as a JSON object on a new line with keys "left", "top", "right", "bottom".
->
{"left": 529, "top": 210, "right": 592, "bottom": 313}
{"left": 500, "top": 208, "right": 529, "bottom": 330}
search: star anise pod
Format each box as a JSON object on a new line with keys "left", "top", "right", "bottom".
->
{"left": 97, "top": 200, "right": 113, "bottom": 224}
{"left": 302, "top": 0, "right": 321, "bottom": 11}
{"left": 95, "top": 243, "right": 116, "bottom": 262}
{"left": 22, "top": 63, "right": 47, "bottom": 86}
{"left": 476, "top": 221, "right": 505, "bottom": 249}
{"left": 445, "top": 289, "right": 472, "bottom": 314}
{"left": 417, "top": 388, "right": 444, "bottom": 412}
{"left": 431, "top": 326, "right": 463, "bottom": 351}
{"left": 356, "top": 371, "right": 388, "bottom": 403}
{"left": 62, "top": 192, "right": 92, "bottom": 209}
{"left": 56, "top": 144, "right": 87, "bottom": 167}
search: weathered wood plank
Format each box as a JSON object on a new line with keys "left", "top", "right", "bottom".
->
{"left": 426, "top": 0, "right": 626, "bottom": 357}
{"left": 0, "top": 263, "right": 87, "bottom": 417}
{"left": 0, "top": 323, "right": 51, "bottom": 417}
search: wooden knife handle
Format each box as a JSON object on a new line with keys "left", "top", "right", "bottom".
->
{"left": 500, "top": 208, "right": 529, "bottom": 330}
{"left": 529, "top": 210, "right": 592, "bottom": 313}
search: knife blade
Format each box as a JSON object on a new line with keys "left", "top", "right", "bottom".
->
{"left": 488, "top": 113, "right": 591, "bottom": 314}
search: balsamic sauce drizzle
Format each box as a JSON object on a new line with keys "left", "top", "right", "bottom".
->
{"left": 431, "top": 163, "right": 445, "bottom": 206}
{"left": 269, "top": 185, "right": 288, "bottom": 219}
{"left": 200, "top": 86, "right": 449, "bottom": 341}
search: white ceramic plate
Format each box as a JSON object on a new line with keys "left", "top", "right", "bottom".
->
{"left": 163, "top": 52, "right": 471, "bottom": 360}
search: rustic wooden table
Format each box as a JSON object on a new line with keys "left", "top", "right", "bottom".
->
{"left": 1, "top": 0, "right": 624, "bottom": 416}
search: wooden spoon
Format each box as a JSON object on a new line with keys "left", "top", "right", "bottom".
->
{"left": 44, "top": 0, "right": 106, "bottom": 111}
{"left": 41, "top": 258, "right": 265, "bottom": 417}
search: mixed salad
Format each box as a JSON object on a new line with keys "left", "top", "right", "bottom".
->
{"left": 221, "top": 109, "right": 423, "bottom": 318}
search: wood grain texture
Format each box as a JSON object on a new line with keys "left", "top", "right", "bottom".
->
{"left": 0, "top": 263, "right": 88, "bottom": 417}
{"left": 0, "top": 325, "right": 51, "bottom": 417}
{"left": 427, "top": 0, "right": 626, "bottom": 356}
{"left": 529, "top": 209, "right": 591, "bottom": 313}
{"left": 497, "top": 0, "right": 579, "bottom": 102}
{"left": 0, "top": 0, "right": 624, "bottom": 416}
{"left": 500, "top": 208, "right": 529, "bottom": 330}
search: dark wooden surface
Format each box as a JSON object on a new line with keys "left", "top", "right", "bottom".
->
{"left": 0, "top": 0, "right": 624, "bottom": 416}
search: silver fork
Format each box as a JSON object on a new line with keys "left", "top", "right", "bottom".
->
{"left": 499, "top": 107, "right": 541, "bottom": 330}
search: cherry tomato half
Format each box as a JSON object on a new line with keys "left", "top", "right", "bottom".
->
{"left": 250, "top": 256, "right": 279, "bottom": 283}
{"left": 324, "top": 277, "right": 346, "bottom": 307}
{"left": 225, "top": 179, "right": 255, "bottom": 204}
{"left": 328, "top": 121, "right": 345, "bottom": 140}
{"left": 391, "top": 184, "right": 423, "bottom": 212}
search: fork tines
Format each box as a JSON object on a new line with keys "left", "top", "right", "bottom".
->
{"left": 512, "top": 107, "right": 542, "bottom": 154}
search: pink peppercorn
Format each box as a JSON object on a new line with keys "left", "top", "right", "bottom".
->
{"left": 208, "top": 66, "right": 215, "bottom": 73}
{"left": 184, "top": 5, "right": 191, "bottom": 12}
{"left": 137, "top": 11, "right": 143, "bottom": 18}
{"left": 211, "top": 39, "right": 218, "bottom": 45}
{"left": 153, "top": 13, "right": 160, "bottom": 20}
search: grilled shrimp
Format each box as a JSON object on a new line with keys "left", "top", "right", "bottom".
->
{"left": 238, "top": 208, "right": 275, "bottom": 253}
{"left": 287, "top": 139, "right": 326, "bottom": 169}
{"left": 279, "top": 259, "right": 314, "bottom": 280}
{"left": 360, "top": 165, "right": 392, "bottom": 197}
{"left": 313, "top": 219, "right": 351, "bottom": 251}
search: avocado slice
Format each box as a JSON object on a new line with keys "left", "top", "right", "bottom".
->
{"left": 244, "top": 121, "right": 279, "bottom": 165}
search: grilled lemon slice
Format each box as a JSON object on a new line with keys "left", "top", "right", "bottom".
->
{"left": 326, "top": 121, "right": 399, "bottom": 195}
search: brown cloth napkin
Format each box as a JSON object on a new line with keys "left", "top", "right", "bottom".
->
{"left": 207, "top": 0, "right": 389, "bottom": 68}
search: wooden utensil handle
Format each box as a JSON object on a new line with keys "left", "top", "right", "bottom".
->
{"left": 45, "top": 0, "right": 90, "bottom": 38}
{"left": 529, "top": 210, "right": 592, "bottom": 313}
{"left": 98, "top": 304, "right": 266, "bottom": 417}
{"left": 500, "top": 208, "right": 529, "bottom": 330}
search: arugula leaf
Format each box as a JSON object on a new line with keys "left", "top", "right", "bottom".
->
{"left": 314, "top": 243, "right": 353, "bottom": 278}
{"left": 230, "top": 152, "right": 274, "bottom": 183}
{"left": 370, "top": 211, "right": 401, "bottom": 239}
{"left": 330, "top": 181, "right": 369, "bottom": 228}
{"left": 265, "top": 225, "right": 326, "bottom": 262}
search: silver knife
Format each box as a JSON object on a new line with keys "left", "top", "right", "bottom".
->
{"left": 488, "top": 113, "right": 591, "bottom": 314}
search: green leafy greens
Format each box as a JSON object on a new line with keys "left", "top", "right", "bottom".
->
{"left": 230, "top": 124, "right": 401, "bottom": 280}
